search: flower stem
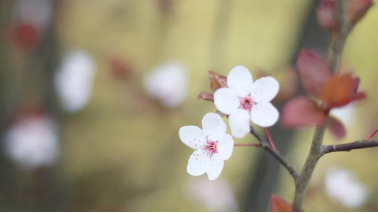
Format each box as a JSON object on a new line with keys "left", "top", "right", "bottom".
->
{"left": 365, "top": 128, "right": 378, "bottom": 141}
{"left": 265, "top": 128, "right": 278, "bottom": 152}
{"left": 234, "top": 143, "right": 262, "bottom": 147}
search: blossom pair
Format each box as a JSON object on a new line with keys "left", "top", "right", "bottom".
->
{"left": 180, "top": 66, "right": 280, "bottom": 180}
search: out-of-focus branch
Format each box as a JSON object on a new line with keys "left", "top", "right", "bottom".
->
{"left": 250, "top": 127, "right": 299, "bottom": 181}
{"left": 321, "top": 140, "right": 378, "bottom": 155}
{"left": 293, "top": 1, "right": 348, "bottom": 211}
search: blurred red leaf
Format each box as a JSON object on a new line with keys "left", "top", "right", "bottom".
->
{"left": 318, "top": 74, "right": 353, "bottom": 108}
{"left": 109, "top": 56, "right": 133, "bottom": 80}
{"left": 317, "top": 0, "right": 337, "bottom": 30}
{"left": 297, "top": 50, "right": 331, "bottom": 96}
{"left": 208, "top": 70, "right": 227, "bottom": 92}
{"left": 271, "top": 196, "right": 293, "bottom": 212}
{"left": 197, "top": 92, "right": 214, "bottom": 101}
{"left": 346, "top": 0, "right": 373, "bottom": 25}
{"left": 10, "top": 21, "right": 39, "bottom": 51}
{"left": 328, "top": 116, "right": 346, "bottom": 139}
{"left": 318, "top": 73, "right": 366, "bottom": 109}
{"left": 282, "top": 96, "right": 327, "bottom": 128}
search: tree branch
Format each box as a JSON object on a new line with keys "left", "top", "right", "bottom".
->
{"left": 250, "top": 127, "right": 299, "bottom": 181}
{"left": 321, "top": 140, "right": 378, "bottom": 155}
{"left": 293, "top": 1, "right": 348, "bottom": 211}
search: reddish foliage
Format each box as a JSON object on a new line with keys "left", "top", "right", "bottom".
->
{"left": 208, "top": 70, "right": 227, "bottom": 92}
{"left": 297, "top": 50, "right": 330, "bottom": 96}
{"left": 282, "top": 49, "right": 366, "bottom": 139}
{"left": 317, "top": 0, "right": 373, "bottom": 30}
{"left": 271, "top": 196, "right": 293, "bottom": 212}
{"left": 9, "top": 21, "right": 40, "bottom": 51}
{"left": 109, "top": 56, "right": 133, "bottom": 80}
{"left": 282, "top": 97, "right": 327, "bottom": 127}
{"left": 197, "top": 91, "right": 214, "bottom": 102}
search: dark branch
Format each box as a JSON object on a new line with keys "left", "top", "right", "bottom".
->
{"left": 250, "top": 126, "right": 299, "bottom": 181}
{"left": 322, "top": 140, "right": 378, "bottom": 156}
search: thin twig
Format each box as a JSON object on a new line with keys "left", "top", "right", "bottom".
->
{"left": 366, "top": 129, "right": 378, "bottom": 141}
{"left": 322, "top": 140, "right": 378, "bottom": 155}
{"left": 265, "top": 128, "right": 278, "bottom": 151}
{"left": 250, "top": 126, "right": 299, "bottom": 181}
{"left": 234, "top": 143, "right": 262, "bottom": 147}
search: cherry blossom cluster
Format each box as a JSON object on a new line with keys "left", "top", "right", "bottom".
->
{"left": 180, "top": 66, "right": 280, "bottom": 180}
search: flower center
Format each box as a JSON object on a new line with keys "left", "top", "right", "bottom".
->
{"left": 240, "top": 96, "right": 254, "bottom": 110}
{"left": 204, "top": 140, "right": 218, "bottom": 156}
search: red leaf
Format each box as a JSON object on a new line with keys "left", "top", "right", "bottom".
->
{"left": 318, "top": 73, "right": 366, "bottom": 109}
{"left": 282, "top": 96, "right": 327, "bottom": 128}
{"left": 10, "top": 21, "right": 40, "bottom": 51}
{"left": 328, "top": 116, "right": 346, "bottom": 139}
{"left": 271, "top": 196, "right": 293, "bottom": 212}
{"left": 346, "top": 0, "right": 373, "bottom": 25}
{"left": 297, "top": 50, "right": 331, "bottom": 96}
{"left": 109, "top": 56, "right": 133, "bottom": 80}
{"left": 317, "top": 0, "right": 337, "bottom": 30}
{"left": 197, "top": 91, "right": 214, "bottom": 101}
{"left": 208, "top": 70, "right": 227, "bottom": 92}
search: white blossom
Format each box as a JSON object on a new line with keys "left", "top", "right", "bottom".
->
{"left": 325, "top": 167, "right": 368, "bottom": 208}
{"left": 179, "top": 113, "right": 234, "bottom": 181}
{"left": 185, "top": 178, "right": 238, "bottom": 211}
{"left": 214, "top": 66, "right": 279, "bottom": 138}
{"left": 3, "top": 115, "right": 60, "bottom": 170}
{"left": 144, "top": 61, "right": 188, "bottom": 108}
{"left": 54, "top": 49, "right": 96, "bottom": 113}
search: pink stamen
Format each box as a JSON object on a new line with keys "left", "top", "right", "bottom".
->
{"left": 240, "top": 96, "right": 254, "bottom": 110}
{"left": 204, "top": 140, "right": 218, "bottom": 156}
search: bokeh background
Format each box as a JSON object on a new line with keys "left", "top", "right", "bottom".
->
{"left": 0, "top": 0, "right": 378, "bottom": 211}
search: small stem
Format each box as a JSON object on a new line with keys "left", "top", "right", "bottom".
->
{"left": 322, "top": 140, "right": 378, "bottom": 155}
{"left": 265, "top": 128, "right": 278, "bottom": 151}
{"left": 234, "top": 143, "right": 262, "bottom": 147}
{"left": 365, "top": 129, "right": 378, "bottom": 141}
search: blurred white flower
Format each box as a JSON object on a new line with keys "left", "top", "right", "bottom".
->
{"left": 185, "top": 178, "right": 238, "bottom": 211}
{"left": 54, "top": 49, "right": 96, "bottom": 113}
{"left": 325, "top": 167, "right": 368, "bottom": 208}
{"left": 214, "top": 66, "right": 279, "bottom": 138}
{"left": 13, "top": 0, "right": 52, "bottom": 31}
{"left": 330, "top": 104, "right": 356, "bottom": 127}
{"left": 179, "top": 113, "right": 234, "bottom": 181}
{"left": 144, "top": 61, "right": 188, "bottom": 108}
{"left": 3, "top": 115, "right": 60, "bottom": 170}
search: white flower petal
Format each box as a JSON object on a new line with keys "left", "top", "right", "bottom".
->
{"left": 251, "top": 77, "right": 279, "bottom": 103}
{"left": 228, "top": 109, "right": 250, "bottom": 138}
{"left": 179, "top": 126, "right": 206, "bottom": 149}
{"left": 227, "top": 66, "right": 253, "bottom": 97}
{"left": 202, "top": 113, "right": 227, "bottom": 141}
{"left": 187, "top": 150, "right": 210, "bottom": 176}
{"left": 206, "top": 155, "right": 224, "bottom": 181}
{"left": 214, "top": 88, "right": 239, "bottom": 115}
{"left": 217, "top": 134, "right": 234, "bottom": 160}
{"left": 251, "top": 102, "right": 279, "bottom": 127}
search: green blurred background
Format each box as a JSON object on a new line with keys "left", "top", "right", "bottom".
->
{"left": 0, "top": 0, "right": 378, "bottom": 211}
